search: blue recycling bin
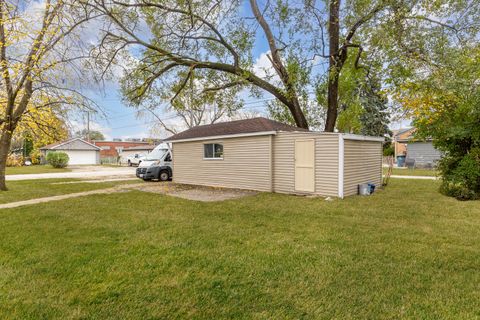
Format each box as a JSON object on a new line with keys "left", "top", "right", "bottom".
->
{"left": 397, "top": 155, "right": 406, "bottom": 167}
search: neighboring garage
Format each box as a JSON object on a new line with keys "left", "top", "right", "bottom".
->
{"left": 40, "top": 138, "right": 101, "bottom": 165}
{"left": 164, "top": 117, "right": 384, "bottom": 198}
{"left": 398, "top": 139, "right": 442, "bottom": 168}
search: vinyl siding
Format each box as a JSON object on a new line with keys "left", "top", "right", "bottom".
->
{"left": 343, "top": 140, "right": 382, "bottom": 196}
{"left": 172, "top": 135, "right": 272, "bottom": 191}
{"left": 273, "top": 132, "right": 339, "bottom": 197}
{"left": 407, "top": 142, "right": 442, "bottom": 167}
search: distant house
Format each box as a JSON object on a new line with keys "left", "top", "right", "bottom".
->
{"left": 164, "top": 117, "right": 384, "bottom": 198}
{"left": 394, "top": 128, "right": 442, "bottom": 168}
{"left": 392, "top": 128, "right": 415, "bottom": 159}
{"left": 399, "top": 139, "right": 442, "bottom": 168}
{"left": 92, "top": 140, "right": 150, "bottom": 160}
{"left": 40, "top": 138, "right": 100, "bottom": 165}
{"left": 119, "top": 145, "right": 156, "bottom": 164}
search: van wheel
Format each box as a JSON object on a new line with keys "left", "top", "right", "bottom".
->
{"left": 159, "top": 171, "right": 169, "bottom": 181}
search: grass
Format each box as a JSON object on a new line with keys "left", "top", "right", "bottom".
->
{"left": 383, "top": 167, "right": 438, "bottom": 176}
{"left": 6, "top": 165, "right": 71, "bottom": 175}
{"left": 1, "top": 179, "right": 479, "bottom": 319}
{"left": 0, "top": 178, "right": 142, "bottom": 204}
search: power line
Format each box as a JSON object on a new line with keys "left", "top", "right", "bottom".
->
{"left": 108, "top": 113, "right": 180, "bottom": 130}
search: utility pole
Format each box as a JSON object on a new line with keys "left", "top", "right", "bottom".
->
{"left": 86, "top": 111, "right": 90, "bottom": 142}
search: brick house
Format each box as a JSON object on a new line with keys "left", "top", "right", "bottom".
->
{"left": 92, "top": 141, "right": 150, "bottom": 159}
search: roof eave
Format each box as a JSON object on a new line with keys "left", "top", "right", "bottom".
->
{"left": 42, "top": 138, "right": 101, "bottom": 150}
{"left": 341, "top": 133, "right": 385, "bottom": 142}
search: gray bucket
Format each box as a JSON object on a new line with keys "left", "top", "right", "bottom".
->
{"left": 358, "top": 184, "right": 370, "bottom": 196}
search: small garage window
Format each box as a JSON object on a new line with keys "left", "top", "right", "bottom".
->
{"left": 204, "top": 143, "right": 223, "bottom": 159}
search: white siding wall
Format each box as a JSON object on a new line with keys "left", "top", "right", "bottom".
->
{"left": 273, "top": 132, "right": 339, "bottom": 197}
{"left": 343, "top": 140, "right": 382, "bottom": 196}
{"left": 47, "top": 150, "right": 99, "bottom": 165}
{"left": 172, "top": 135, "right": 272, "bottom": 191}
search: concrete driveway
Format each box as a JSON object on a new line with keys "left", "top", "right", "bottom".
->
{"left": 6, "top": 166, "right": 137, "bottom": 181}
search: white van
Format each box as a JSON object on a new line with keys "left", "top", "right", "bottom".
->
{"left": 138, "top": 143, "right": 171, "bottom": 168}
{"left": 136, "top": 143, "right": 173, "bottom": 181}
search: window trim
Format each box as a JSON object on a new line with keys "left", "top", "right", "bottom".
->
{"left": 203, "top": 143, "right": 224, "bottom": 160}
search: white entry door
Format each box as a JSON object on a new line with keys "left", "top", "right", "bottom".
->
{"left": 295, "top": 139, "right": 315, "bottom": 192}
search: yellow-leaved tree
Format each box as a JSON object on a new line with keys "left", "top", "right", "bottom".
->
{"left": 0, "top": 0, "right": 93, "bottom": 190}
{"left": 13, "top": 104, "right": 68, "bottom": 163}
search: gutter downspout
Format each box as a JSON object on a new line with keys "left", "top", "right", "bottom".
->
{"left": 338, "top": 134, "right": 344, "bottom": 199}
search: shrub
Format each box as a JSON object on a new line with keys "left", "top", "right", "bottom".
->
{"left": 6, "top": 154, "right": 23, "bottom": 167}
{"left": 29, "top": 149, "right": 41, "bottom": 165}
{"left": 46, "top": 152, "right": 69, "bottom": 168}
{"left": 438, "top": 148, "right": 480, "bottom": 200}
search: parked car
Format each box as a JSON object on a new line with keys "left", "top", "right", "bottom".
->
{"left": 136, "top": 143, "right": 173, "bottom": 181}
{"left": 126, "top": 153, "right": 146, "bottom": 166}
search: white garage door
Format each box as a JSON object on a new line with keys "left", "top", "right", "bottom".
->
{"left": 61, "top": 150, "right": 98, "bottom": 165}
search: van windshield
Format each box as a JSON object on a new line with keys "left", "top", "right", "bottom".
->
{"left": 145, "top": 149, "right": 168, "bottom": 161}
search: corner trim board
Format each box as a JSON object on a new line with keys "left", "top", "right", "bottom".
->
{"left": 338, "top": 134, "right": 344, "bottom": 199}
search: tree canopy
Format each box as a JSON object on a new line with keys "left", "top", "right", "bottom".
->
{"left": 89, "top": 0, "right": 480, "bottom": 133}
{"left": 395, "top": 44, "right": 480, "bottom": 199}
{"left": 74, "top": 129, "right": 105, "bottom": 141}
{"left": 0, "top": 0, "right": 94, "bottom": 190}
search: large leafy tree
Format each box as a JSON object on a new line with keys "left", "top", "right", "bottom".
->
{"left": 0, "top": 0, "right": 94, "bottom": 190}
{"left": 270, "top": 53, "right": 391, "bottom": 136}
{"left": 13, "top": 107, "right": 68, "bottom": 162}
{"left": 91, "top": 0, "right": 310, "bottom": 128}
{"left": 74, "top": 129, "right": 105, "bottom": 141}
{"left": 90, "top": 0, "right": 479, "bottom": 132}
{"left": 396, "top": 45, "right": 480, "bottom": 199}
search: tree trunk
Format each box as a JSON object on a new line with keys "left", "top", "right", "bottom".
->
{"left": 291, "top": 99, "right": 309, "bottom": 129}
{"left": 325, "top": 0, "right": 341, "bottom": 132}
{"left": 249, "top": 0, "right": 309, "bottom": 130}
{"left": 325, "top": 72, "right": 340, "bottom": 132}
{"left": 0, "top": 130, "right": 13, "bottom": 191}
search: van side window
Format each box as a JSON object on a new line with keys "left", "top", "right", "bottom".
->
{"left": 164, "top": 153, "right": 172, "bottom": 162}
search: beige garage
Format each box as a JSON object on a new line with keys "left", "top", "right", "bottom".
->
{"left": 165, "top": 118, "right": 384, "bottom": 198}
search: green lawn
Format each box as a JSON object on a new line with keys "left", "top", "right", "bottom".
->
{"left": 383, "top": 167, "right": 438, "bottom": 176}
{"left": 6, "top": 165, "right": 71, "bottom": 175}
{"left": 1, "top": 179, "right": 479, "bottom": 319}
{"left": 0, "top": 179, "right": 142, "bottom": 204}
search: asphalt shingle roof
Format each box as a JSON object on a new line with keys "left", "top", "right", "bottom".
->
{"left": 164, "top": 117, "right": 308, "bottom": 141}
{"left": 40, "top": 138, "right": 100, "bottom": 151}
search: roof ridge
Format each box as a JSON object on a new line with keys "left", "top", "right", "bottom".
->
{"left": 40, "top": 138, "right": 101, "bottom": 150}
{"left": 164, "top": 117, "right": 308, "bottom": 142}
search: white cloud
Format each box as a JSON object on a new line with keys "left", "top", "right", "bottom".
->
{"left": 252, "top": 51, "right": 280, "bottom": 82}
{"left": 390, "top": 119, "right": 412, "bottom": 130}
